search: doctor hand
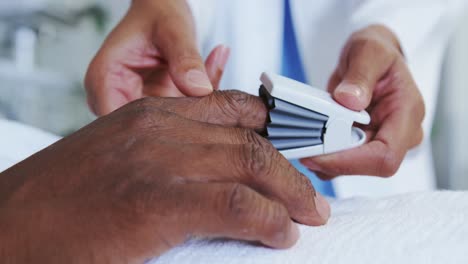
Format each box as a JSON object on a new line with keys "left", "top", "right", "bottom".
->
{"left": 301, "top": 25, "right": 425, "bottom": 178}
{"left": 85, "top": 0, "right": 230, "bottom": 116}
{"left": 0, "top": 91, "right": 329, "bottom": 263}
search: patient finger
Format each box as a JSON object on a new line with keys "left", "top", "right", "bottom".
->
{"left": 139, "top": 90, "right": 268, "bottom": 131}
{"left": 158, "top": 142, "right": 329, "bottom": 226}
{"left": 150, "top": 116, "right": 266, "bottom": 145}
{"left": 117, "top": 98, "right": 266, "bottom": 145}
{"left": 178, "top": 182, "right": 299, "bottom": 249}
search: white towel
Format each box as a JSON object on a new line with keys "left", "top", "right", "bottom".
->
{"left": 150, "top": 191, "right": 468, "bottom": 264}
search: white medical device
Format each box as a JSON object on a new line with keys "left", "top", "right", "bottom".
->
{"left": 259, "top": 72, "right": 371, "bottom": 160}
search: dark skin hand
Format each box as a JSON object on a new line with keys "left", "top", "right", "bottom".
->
{"left": 0, "top": 91, "right": 330, "bottom": 264}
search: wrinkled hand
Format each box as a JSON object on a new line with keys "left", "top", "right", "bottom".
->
{"left": 301, "top": 25, "right": 425, "bottom": 178}
{"left": 0, "top": 91, "right": 329, "bottom": 264}
{"left": 85, "top": 0, "right": 230, "bottom": 116}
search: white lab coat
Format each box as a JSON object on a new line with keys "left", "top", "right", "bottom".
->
{"left": 187, "top": 0, "right": 467, "bottom": 198}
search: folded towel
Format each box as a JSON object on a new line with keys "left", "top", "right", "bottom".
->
{"left": 150, "top": 191, "right": 468, "bottom": 264}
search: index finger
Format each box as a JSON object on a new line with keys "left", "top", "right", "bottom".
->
{"left": 142, "top": 90, "right": 268, "bottom": 131}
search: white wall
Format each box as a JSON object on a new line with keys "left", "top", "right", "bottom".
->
{"left": 433, "top": 11, "right": 468, "bottom": 190}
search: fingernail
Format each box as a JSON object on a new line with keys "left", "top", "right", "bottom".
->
{"left": 215, "top": 45, "right": 230, "bottom": 69}
{"left": 335, "top": 83, "right": 364, "bottom": 99}
{"left": 185, "top": 69, "right": 213, "bottom": 93}
{"left": 314, "top": 192, "right": 331, "bottom": 222}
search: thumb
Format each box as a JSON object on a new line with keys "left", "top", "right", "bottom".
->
{"left": 151, "top": 1, "right": 213, "bottom": 97}
{"left": 333, "top": 60, "right": 380, "bottom": 112}
{"left": 333, "top": 39, "right": 396, "bottom": 111}
{"left": 333, "top": 82, "right": 370, "bottom": 112}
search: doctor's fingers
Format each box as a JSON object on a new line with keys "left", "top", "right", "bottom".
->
{"left": 145, "top": 0, "right": 213, "bottom": 97}
{"left": 156, "top": 142, "right": 329, "bottom": 226}
{"left": 204, "top": 45, "right": 231, "bottom": 90}
{"left": 141, "top": 91, "right": 268, "bottom": 131}
{"left": 173, "top": 182, "right": 299, "bottom": 249}
{"left": 86, "top": 46, "right": 230, "bottom": 116}
{"left": 148, "top": 45, "right": 230, "bottom": 97}
{"left": 329, "top": 25, "right": 402, "bottom": 111}
{"left": 301, "top": 110, "right": 420, "bottom": 178}
{"left": 301, "top": 141, "right": 404, "bottom": 179}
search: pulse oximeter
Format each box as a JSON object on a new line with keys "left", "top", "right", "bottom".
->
{"left": 259, "top": 72, "right": 371, "bottom": 160}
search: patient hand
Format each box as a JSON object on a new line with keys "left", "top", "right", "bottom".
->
{"left": 301, "top": 24, "right": 425, "bottom": 178}
{"left": 85, "top": 0, "right": 229, "bottom": 116}
{"left": 0, "top": 91, "right": 329, "bottom": 263}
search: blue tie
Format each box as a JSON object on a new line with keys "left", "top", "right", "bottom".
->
{"left": 281, "top": 0, "right": 335, "bottom": 197}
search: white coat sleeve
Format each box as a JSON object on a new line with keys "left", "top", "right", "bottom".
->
{"left": 185, "top": 0, "right": 218, "bottom": 55}
{"left": 348, "top": 0, "right": 467, "bottom": 57}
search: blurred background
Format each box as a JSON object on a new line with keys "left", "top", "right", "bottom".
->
{"left": 0, "top": 0, "right": 128, "bottom": 135}
{"left": 0, "top": 1, "right": 466, "bottom": 190}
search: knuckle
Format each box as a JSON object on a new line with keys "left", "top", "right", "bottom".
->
{"left": 300, "top": 175, "right": 316, "bottom": 196}
{"left": 242, "top": 129, "right": 266, "bottom": 145}
{"left": 122, "top": 98, "right": 167, "bottom": 130}
{"left": 261, "top": 203, "right": 290, "bottom": 240}
{"left": 132, "top": 96, "right": 158, "bottom": 109}
{"left": 223, "top": 185, "right": 289, "bottom": 240}
{"left": 223, "top": 90, "right": 252, "bottom": 107}
{"left": 285, "top": 161, "right": 317, "bottom": 199}
{"left": 211, "top": 91, "right": 252, "bottom": 125}
{"left": 240, "top": 140, "right": 274, "bottom": 180}
{"left": 225, "top": 184, "right": 253, "bottom": 220}
{"left": 303, "top": 174, "right": 314, "bottom": 190}
{"left": 173, "top": 52, "right": 204, "bottom": 72}
{"left": 377, "top": 148, "right": 401, "bottom": 177}
{"left": 290, "top": 173, "right": 317, "bottom": 209}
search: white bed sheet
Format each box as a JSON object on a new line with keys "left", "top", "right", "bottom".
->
{"left": 151, "top": 191, "right": 468, "bottom": 264}
{"left": 0, "top": 119, "right": 59, "bottom": 171}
